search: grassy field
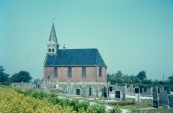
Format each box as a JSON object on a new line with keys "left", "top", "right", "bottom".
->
{"left": 144, "top": 108, "right": 173, "bottom": 113}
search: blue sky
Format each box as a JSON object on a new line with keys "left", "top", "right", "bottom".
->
{"left": 0, "top": 0, "right": 173, "bottom": 80}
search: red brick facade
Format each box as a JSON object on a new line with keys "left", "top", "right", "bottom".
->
{"left": 43, "top": 66, "right": 107, "bottom": 83}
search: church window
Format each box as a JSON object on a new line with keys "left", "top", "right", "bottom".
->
{"left": 52, "top": 48, "right": 54, "bottom": 52}
{"left": 68, "top": 67, "right": 72, "bottom": 78}
{"left": 54, "top": 67, "right": 57, "bottom": 76}
{"left": 48, "top": 48, "right": 51, "bottom": 52}
{"left": 99, "top": 67, "right": 102, "bottom": 77}
{"left": 82, "top": 67, "right": 86, "bottom": 78}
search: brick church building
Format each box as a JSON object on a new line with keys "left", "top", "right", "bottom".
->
{"left": 43, "top": 23, "right": 107, "bottom": 84}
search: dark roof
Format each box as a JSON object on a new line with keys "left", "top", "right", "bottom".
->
{"left": 44, "top": 48, "right": 107, "bottom": 67}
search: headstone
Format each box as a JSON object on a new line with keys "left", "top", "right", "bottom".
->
{"left": 102, "top": 87, "right": 108, "bottom": 98}
{"left": 153, "top": 87, "right": 159, "bottom": 108}
{"left": 130, "top": 84, "right": 133, "bottom": 93}
{"left": 159, "top": 86, "right": 164, "bottom": 93}
{"left": 115, "top": 90, "right": 122, "bottom": 101}
{"left": 121, "top": 86, "right": 127, "bottom": 101}
{"left": 76, "top": 89, "right": 80, "bottom": 95}
{"left": 135, "top": 87, "right": 140, "bottom": 93}
{"left": 82, "top": 84, "right": 87, "bottom": 97}
{"left": 135, "top": 94, "right": 141, "bottom": 102}
{"left": 109, "top": 86, "right": 113, "bottom": 92}
{"left": 114, "top": 83, "right": 118, "bottom": 91}
{"left": 89, "top": 87, "right": 93, "bottom": 96}
{"left": 146, "top": 87, "right": 153, "bottom": 95}
{"left": 159, "top": 91, "right": 169, "bottom": 106}
{"left": 169, "top": 95, "right": 173, "bottom": 107}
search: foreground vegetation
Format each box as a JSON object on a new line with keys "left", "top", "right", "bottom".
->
{"left": 1, "top": 85, "right": 172, "bottom": 113}
{"left": 1, "top": 85, "right": 148, "bottom": 113}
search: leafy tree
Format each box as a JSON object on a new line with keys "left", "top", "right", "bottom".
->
{"left": 116, "top": 71, "right": 123, "bottom": 78}
{"left": 168, "top": 75, "right": 173, "bottom": 84}
{"left": 136, "top": 70, "right": 147, "bottom": 81}
{"left": 0, "top": 65, "right": 9, "bottom": 82}
{"left": 10, "top": 71, "right": 32, "bottom": 82}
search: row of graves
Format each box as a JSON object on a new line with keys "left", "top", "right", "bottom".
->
{"left": 11, "top": 81, "right": 173, "bottom": 109}
{"left": 11, "top": 81, "right": 57, "bottom": 91}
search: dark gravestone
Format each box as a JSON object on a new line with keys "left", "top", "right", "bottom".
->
{"left": 115, "top": 90, "right": 122, "bottom": 101}
{"left": 102, "top": 87, "right": 108, "bottom": 98}
{"left": 135, "top": 88, "right": 139, "bottom": 93}
{"left": 89, "top": 87, "right": 92, "bottom": 96}
{"left": 109, "top": 86, "right": 113, "bottom": 91}
{"left": 116, "top": 91, "right": 120, "bottom": 98}
{"left": 76, "top": 89, "right": 80, "bottom": 95}
{"left": 169, "top": 95, "right": 173, "bottom": 107}
{"left": 153, "top": 87, "right": 159, "bottom": 108}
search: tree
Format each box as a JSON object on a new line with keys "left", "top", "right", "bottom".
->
{"left": 10, "top": 71, "right": 32, "bottom": 82}
{"left": 168, "top": 75, "right": 173, "bottom": 83}
{"left": 115, "top": 71, "right": 123, "bottom": 78}
{"left": 136, "top": 70, "right": 147, "bottom": 81}
{"left": 0, "top": 65, "right": 9, "bottom": 82}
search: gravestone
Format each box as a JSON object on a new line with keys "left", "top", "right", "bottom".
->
{"left": 169, "top": 95, "right": 173, "bottom": 107}
{"left": 114, "top": 83, "right": 118, "bottom": 91}
{"left": 153, "top": 87, "right": 159, "bottom": 108}
{"left": 76, "top": 89, "right": 80, "bottom": 95}
{"left": 121, "top": 86, "right": 127, "bottom": 101}
{"left": 115, "top": 90, "right": 122, "bottom": 101}
{"left": 159, "top": 91, "right": 169, "bottom": 106}
{"left": 130, "top": 84, "right": 133, "bottom": 93}
{"left": 146, "top": 87, "right": 153, "bottom": 95}
{"left": 102, "top": 87, "right": 108, "bottom": 98}
{"left": 89, "top": 87, "right": 93, "bottom": 96}
{"left": 109, "top": 86, "right": 113, "bottom": 92}
{"left": 159, "top": 86, "right": 164, "bottom": 93}
{"left": 135, "top": 87, "right": 140, "bottom": 93}
{"left": 82, "top": 84, "right": 87, "bottom": 97}
{"left": 135, "top": 87, "right": 140, "bottom": 102}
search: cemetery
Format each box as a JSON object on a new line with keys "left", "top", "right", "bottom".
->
{"left": 6, "top": 80, "right": 173, "bottom": 113}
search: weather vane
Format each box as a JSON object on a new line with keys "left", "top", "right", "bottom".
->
{"left": 53, "top": 18, "right": 55, "bottom": 22}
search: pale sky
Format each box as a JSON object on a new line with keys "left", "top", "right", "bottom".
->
{"left": 0, "top": 0, "right": 173, "bottom": 80}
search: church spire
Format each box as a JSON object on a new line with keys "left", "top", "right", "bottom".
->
{"left": 47, "top": 22, "right": 59, "bottom": 55}
{"left": 49, "top": 22, "right": 57, "bottom": 43}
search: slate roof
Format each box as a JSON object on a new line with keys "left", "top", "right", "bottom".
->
{"left": 44, "top": 48, "right": 107, "bottom": 67}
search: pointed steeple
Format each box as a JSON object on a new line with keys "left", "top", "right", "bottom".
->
{"left": 47, "top": 22, "right": 60, "bottom": 55}
{"left": 49, "top": 22, "right": 57, "bottom": 43}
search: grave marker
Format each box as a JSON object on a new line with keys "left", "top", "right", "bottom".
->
{"left": 153, "top": 87, "right": 159, "bottom": 108}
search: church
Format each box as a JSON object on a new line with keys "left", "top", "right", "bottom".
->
{"left": 43, "top": 23, "right": 107, "bottom": 84}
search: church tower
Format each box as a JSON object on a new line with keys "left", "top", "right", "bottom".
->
{"left": 47, "top": 22, "right": 59, "bottom": 54}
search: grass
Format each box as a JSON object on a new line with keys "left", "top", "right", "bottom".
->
{"left": 143, "top": 108, "right": 173, "bottom": 113}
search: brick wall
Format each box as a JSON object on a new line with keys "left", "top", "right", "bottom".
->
{"left": 43, "top": 66, "right": 107, "bottom": 83}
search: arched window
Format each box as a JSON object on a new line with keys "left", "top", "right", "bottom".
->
{"left": 48, "top": 48, "right": 51, "bottom": 52}
{"left": 68, "top": 67, "right": 72, "bottom": 78}
{"left": 54, "top": 67, "right": 57, "bottom": 76}
{"left": 52, "top": 48, "right": 54, "bottom": 52}
{"left": 82, "top": 67, "right": 86, "bottom": 78}
{"left": 99, "top": 67, "right": 102, "bottom": 77}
